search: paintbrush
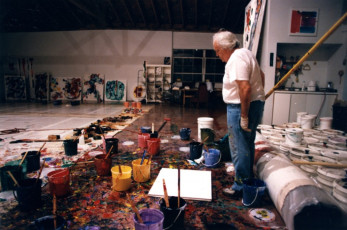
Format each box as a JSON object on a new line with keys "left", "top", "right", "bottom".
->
{"left": 118, "top": 164, "right": 122, "bottom": 175}
{"left": 36, "top": 159, "right": 46, "bottom": 184}
{"left": 105, "top": 145, "right": 114, "bottom": 159}
{"left": 140, "top": 150, "right": 146, "bottom": 165}
{"left": 37, "top": 142, "right": 46, "bottom": 154}
{"left": 202, "top": 136, "right": 210, "bottom": 152}
{"left": 19, "top": 151, "right": 29, "bottom": 166}
{"left": 162, "top": 179, "right": 170, "bottom": 208}
{"left": 177, "top": 166, "right": 180, "bottom": 208}
{"left": 152, "top": 123, "right": 155, "bottom": 134}
{"left": 127, "top": 194, "right": 143, "bottom": 224}
{"left": 53, "top": 194, "right": 57, "bottom": 229}
{"left": 146, "top": 155, "right": 152, "bottom": 165}
{"left": 157, "top": 118, "right": 170, "bottom": 133}
{"left": 7, "top": 171, "right": 20, "bottom": 187}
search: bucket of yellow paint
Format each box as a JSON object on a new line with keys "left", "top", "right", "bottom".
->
{"left": 132, "top": 159, "right": 151, "bottom": 182}
{"left": 111, "top": 165, "right": 132, "bottom": 191}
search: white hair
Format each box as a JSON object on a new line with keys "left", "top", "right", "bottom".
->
{"left": 213, "top": 31, "right": 240, "bottom": 50}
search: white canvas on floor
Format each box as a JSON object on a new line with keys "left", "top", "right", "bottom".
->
{"left": 148, "top": 168, "right": 212, "bottom": 201}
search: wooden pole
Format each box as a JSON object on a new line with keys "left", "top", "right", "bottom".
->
{"left": 265, "top": 12, "right": 347, "bottom": 100}
{"left": 292, "top": 160, "right": 347, "bottom": 168}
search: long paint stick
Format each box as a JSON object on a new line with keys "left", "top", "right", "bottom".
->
{"left": 140, "top": 150, "right": 146, "bottom": 165}
{"left": 178, "top": 166, "right": 180, "bottom": 208}
{"left": 105, "top": 145, "right": 114, "bottom": 159}
{"left": 128, "top": 194, "right": 143, "bottom": 224}
{"left": 152, "top": 123, "right": 154, "bottom": 133}
{"left": 38, "top": 142, "right": 46, "bottom": 154}
{"left": 19, "top": 151, "right": 29, "bottom": 166}
{"left": 163, "top": 179, "right": 170, "bottom": 208}
{"left": 202, "top": 136, "right": 210, "bottom": 152}
{"left": 118, "top": 164, "right": 122, "bottom": 175}
{"left": 36, "top": 159, "right": 46, "bottom": 184}
{"left": 53, "top": 194, "right": 57, "bottom": 229}
{"left": 7, "top": 171, "right": 20, "bottom": 187}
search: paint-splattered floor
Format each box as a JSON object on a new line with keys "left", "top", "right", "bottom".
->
{"left": 0, "top": 102, "right": 287, "bottom": 229}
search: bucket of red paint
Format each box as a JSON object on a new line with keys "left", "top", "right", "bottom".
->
{"left": 47, "top": 169, "right": 70, "bottom": 197}
{"left": 138, "top": 133, "right": 151, "bottom": 148}
{"left": 242, "top": 178, "right": 266, "bottom": 207}
{"left": 159, "top": 197, "right": 187, "bottom": 229}
{"left": 63, "top": 139, "right": 78, "bottom": 156}
{"left": 105, "top": 138, "right": 119, "bottom": 156}
{"left": 133, "top": 208, "right": 164, "bottom": 230}
{"left": 21, "top": 150, "right": 41, "bottom": 172}
{"left": 137, "top": 102, "right": 142, "bottom": 109}
{"left": 94, "top": 154, "right": 112, "bottom": 176}
{"left": 14, "top": 178, "right": 42, "bottom": 211}
{"left": 33, "top": 215, "right": 66, "bottom": 230}
{"left": 147, "top": 138, "right": 160, "bottom": 155}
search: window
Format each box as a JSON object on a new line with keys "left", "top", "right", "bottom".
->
{"left": 172, "top": 49, "right": 224, "bottom": 85}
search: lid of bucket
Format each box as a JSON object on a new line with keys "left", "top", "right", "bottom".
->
{"left": 249, "top": 208, "right": 275, "bottom": 223}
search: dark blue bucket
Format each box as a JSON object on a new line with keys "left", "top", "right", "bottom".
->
{"left": 203, "top": 148, "right": 221, "bottom": 168}
{"left": 0, "top": 164, "right": 24, "bottom": 191}
{"left": 14, "top": 178, "right": 42, "bottom": 211}
{"left": 33, "top": 215, "right": 66, "bottom": 230}
{"left": 189, "top": 141, "right": 203, "bottom": 160}
{"left": 63, "top": 139, "right": 78, "bottom": 156}
{"left": 242, "top": 178, "right": 266, "bottom": 207}
{"left": 179, "top": 128, "right": 191, "bottom": 140}
{"left": 105, "top": 138, "right": 119, "bottom": 156}
{"left": 21, "top": 151, "right": 41, "bottom": 172}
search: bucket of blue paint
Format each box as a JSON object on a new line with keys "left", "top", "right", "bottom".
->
{"left": 13, "top": 178, "right": 42, "bottom": 211}
{"left": 141, "top": 126, "right": 151, "bottom": 133}
{"left": 203, "top": 148, "right": 221, "bottom": 168}
{"left": 179, "top": 128, "right": 191, "bottom": 140}
{"left": 33, "top": 215, "right": 66, "bottom": 230}
{"left": 242, "top": 178, "right": 266, "bottom": 207}
{"left": 63, "top": 139, "right": 78, "bottom": 156}
{"left": 21, "top": 151, "right": 41, "bottom": 172}
{"left": 133, "top": 208, "right": 164, "bottom": 230}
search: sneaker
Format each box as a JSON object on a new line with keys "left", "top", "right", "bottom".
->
{"left": 222, "top": 187, "right": 242, "bottom": 199}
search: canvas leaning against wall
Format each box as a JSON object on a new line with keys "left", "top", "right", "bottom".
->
{"left": 82, "top": 74, "right": 105, "bottom": 103}
{"left": 105, "top": 80, "right": 127, "bottom": 102}
{"left": 4, "top": 75, "right": 27, "bottom": 101}
{"left": 34, "top": 73, "right": 50, "bottom": 102}
{"left": 50, "top": 76, "right": 82, "bottom": 101}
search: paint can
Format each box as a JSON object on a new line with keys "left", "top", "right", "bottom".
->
{"left": 137, "top": 101, "right": 142, "bottom": 109}
{"left": 132, "top": 159, "right": 151, "bottom": 182}
{"left": 159, "top": 197, "right": 187, "bottom": 229}
{"left": 47, "top": 169, "right": 70, "bottom": 197}
{"left": 132, "top": 101, "right": 137, "bottom": 108}
{"left": 147, "top": 138, "right": 160, "bottom": 155}
{"left": 203, "top": 148, "right": 221, "bottom": 168}
{"left": 242, "top": 178, "right": 266, "bottom": 207}
{"left": 63, "top": 139, "right": 78, "bottom": 156}
{"left": 0, "top": 165, "right": 24, "bottom": 191}
{"left": 111, "top": 165, "right": 132, "bottom": 191}
{"left": 150, "top": 131, "right": 158, "bottom": 138}
{"left": 33, "top": 215, "right": 66, "bottom": 230}
{"left": 200, "top": 128, "right": 215, "bottom": 145}
{"left": 124, "top": 101, "right": 130, "bottom": 108}
{"left": 141, "top": 126, "right": 152, "bottom": 133}
{"left": 21, "top": 150, "right": 40, "bottom": 172}
{"left": 105, "top": 138, "right": 119, "bottom": 156}
{"left": 94, "top": 154, "right": 112, "bottom": 176}
{"left": 300, "top": 115, "right": 314, "bottom": 129}
{"left": 138, "top": 133, "right": 151, "bottom": 148}
{"left": 296, "top": 112, "right": 308, "bottom": 124}
{"left": 133, "top": 208, "right": 164, "bottom": 230}
{"left": 179, "top": 128, "right": 191, "bottom": 140}
{"left": 320, "top": 117, "right": 333, "bottom": 130}
{"left": 285, "top": 128, "right": 303, "bottom": 146}
{"left": 197, "top": 117, "right": 214, "bottom": 142}
{"left": 189, "top": 141, "right": 203, "bottom": 160}
{"left": 14, "top": 178, "right": 42, "bottom": 211}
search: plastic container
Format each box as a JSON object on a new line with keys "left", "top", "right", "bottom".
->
{"left": 197, "top": 117, "right": 214, "bottom": 142}
{"left": 242, "top": 178, "right": 266, "bottom": 207}
{"left": 147, "top": 138, "right": 160, "bottom": 155}
{"left": 132, "top": 159, "right": 151, "bottom": 182}
{"left": 203, "top": 148, "right": 221, "bottom": 168}
{"left": 94, "top": 154, "right": 112, "bottom": 176}
{"left": 63, "top": 139, "right": 78, "bottom": 156}
{"left": 138, "top": 133, "right": 151, "bottom": 148}
{"left": 320, "top": 117, "right": 333, "bottom": 130}
{"left": 14, "top": 178, "right": 42, "bottom": 211}
{"left": 111, "top": 165, "right": 132, "bottom": 191}
{"left": 159, "top": 197, "right": 187, "bottom": 229}
{"left": 189, "top": 141, "right": 203, "bottom": 160}
{"left": 105, "top": 138, "right": 119, "bottom": 156}
{"left": 0, "top": 165, "right": 24, "bottom": 191}
{"left": 47, "top": 169, "right": 70, "bottom": 197}
{"left": 285, "top": 128, "right": 303, "bottom": 146}
{"left": 133, "top": 208, "right": 164, "bottom": 230}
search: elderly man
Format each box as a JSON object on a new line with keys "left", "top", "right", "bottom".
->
{"left": 213, "top": 30, "right": 265, "bottom": 198}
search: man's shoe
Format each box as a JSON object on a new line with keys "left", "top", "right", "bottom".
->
{"left": 222, "top": 187, "right": 242, "bottom": 199}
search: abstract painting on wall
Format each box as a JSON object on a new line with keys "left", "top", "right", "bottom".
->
{"left": 50, "top": 77, "right": 64, "bottom": 101}
{"left": 4, "top": 75, "right": 27, "bottom": 101}
{"left": 243, "top": 0, "right": 267, "bottom": 56}
{"left": 34, "top": 73, "right": 50, "bottom": 102}
{"left": 105, "top": 80, "right": 126, "bottom": 102}
{"left": 62, "top": 77, "right": 82, "bottom": 101}
{"left": 82, "top": 74, "right": 105, "bottom": 103}
{"left": 290, "top": 8, "right": 318, "bottom": 36}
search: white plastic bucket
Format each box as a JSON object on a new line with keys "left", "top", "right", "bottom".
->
{"left": 301, "top": 115, "right": 314, "bottom": 129}
{"left": 197, "top": 117, "right": 214, "bottom": 142}
{"left": 320, "top": 117, "right": 333, "bottom": 130}
{"left": 296, "top": 112, "right": 307, "bottom": 124}
{"left": 285, "top": 128, "right": 303, "bottom": 146}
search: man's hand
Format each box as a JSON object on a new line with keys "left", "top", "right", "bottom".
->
{"left": 240, "top": 116, "right": 251, "bottom": 132}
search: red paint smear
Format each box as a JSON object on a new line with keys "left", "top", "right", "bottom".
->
{"left": 102, "top": 213, "right": 113, "bottom": 218}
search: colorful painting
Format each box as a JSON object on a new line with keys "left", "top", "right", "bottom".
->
{"left": 105, "top": 80, "right": 126, "bottom": 102}
{"left": 34, "top": 73, "right": 50, "bottom": 101}
{"left": 290, "top": 9, "right": 318, "bottom": 36}
{"left": 50, "top": 77, "right": 64, "bottom": 101}
{"left": 63, "top": 77, "right": 82, "bottom": 100}
{"left": 243, "top": 0, "right": 267, "bottom": 56}
{"left": 4, "top": 75, "right": 27, "bottom": 100}
{"left": 82, "top": 74, "right": 105, "bottom": 103}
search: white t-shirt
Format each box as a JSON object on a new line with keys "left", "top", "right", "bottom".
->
{"left": 222, "top": 48, "right": 265, "bottom": 104}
